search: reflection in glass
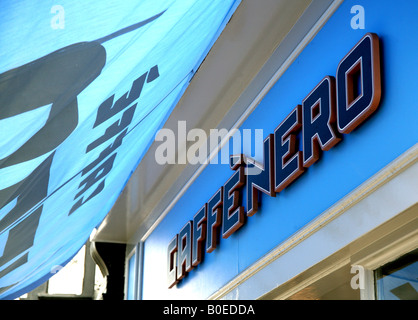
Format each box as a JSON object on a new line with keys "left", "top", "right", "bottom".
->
{"left": 375, "top": 249, "right": 418, "bottom": 300}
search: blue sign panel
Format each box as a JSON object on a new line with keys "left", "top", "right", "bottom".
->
{"left": 142, "top": 0, "right": 418, "bottom": 299}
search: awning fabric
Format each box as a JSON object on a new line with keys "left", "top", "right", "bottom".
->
{"left": 0, "top": 0, "right": 240, "bottom": 299}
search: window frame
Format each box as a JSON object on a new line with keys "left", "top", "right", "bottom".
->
{"left": 125, "top": 244, "right": 139, "bottom": 300}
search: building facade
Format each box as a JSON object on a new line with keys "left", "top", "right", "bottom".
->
{"left": 91, "top": 0, "right": 418, "bottom": 300}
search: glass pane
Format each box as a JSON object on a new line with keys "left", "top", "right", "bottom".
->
{"left": 126, "top": 253, "right": 136, "bottom": 300}
{"left": 375, "top": 249, "right": 418, "bottom": 300}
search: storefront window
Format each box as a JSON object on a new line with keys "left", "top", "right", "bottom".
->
{"left": 375, "top": 249, "right": 418, "bottom": 300}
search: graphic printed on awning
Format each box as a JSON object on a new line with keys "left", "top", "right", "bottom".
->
{"left": 0, "top": 0, "right": 240, "bottom": 299}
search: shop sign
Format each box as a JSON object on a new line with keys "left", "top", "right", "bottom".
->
{"left": 167, "top": 33, "right": 381, "bottom": 288}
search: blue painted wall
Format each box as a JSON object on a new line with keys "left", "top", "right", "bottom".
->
{"left": 142, "top": 0, "right": 418, "bottom": 299}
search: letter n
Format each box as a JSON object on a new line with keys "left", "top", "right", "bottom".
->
{"left": 246, "top": 134, "right": 275, "bottom": 216}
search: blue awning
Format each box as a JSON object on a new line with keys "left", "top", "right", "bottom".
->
{"left": 0, "top": 0, "right": 240, "bottom": 299}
